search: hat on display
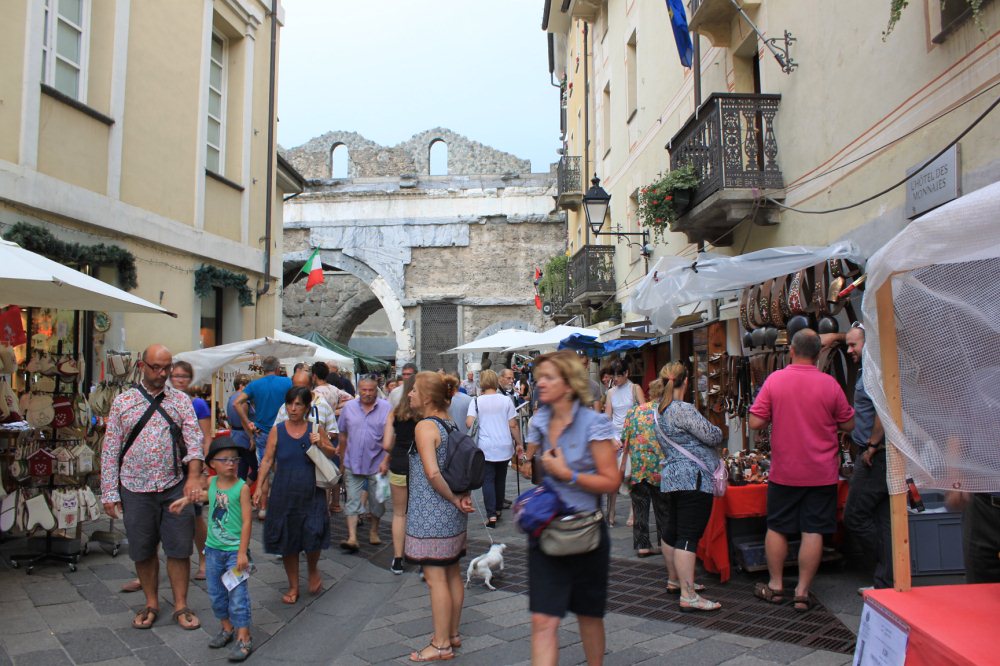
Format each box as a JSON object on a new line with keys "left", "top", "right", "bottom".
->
{"left": 205, "top": 435, "right": 254, "bottom": 466}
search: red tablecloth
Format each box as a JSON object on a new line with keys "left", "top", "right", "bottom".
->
{"left": 697, "top": 481, "right": 850, "bottom": 582}
{"left": 863, "top": 585, "right": 1000, "bottom": 666}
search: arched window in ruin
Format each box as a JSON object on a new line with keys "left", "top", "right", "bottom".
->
{"left": 429, "top": 139, "right": 448, "bottom": 176}
{"left": 331, "top": 143, "right": 349, "bottom": 178}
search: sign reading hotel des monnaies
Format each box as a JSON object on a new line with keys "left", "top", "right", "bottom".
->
{"left": 905, "top": 144, "right": 960, "bottom": 219}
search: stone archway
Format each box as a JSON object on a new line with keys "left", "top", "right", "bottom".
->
{"left": 282, "top": 249, "right": 414, "bottom": 366}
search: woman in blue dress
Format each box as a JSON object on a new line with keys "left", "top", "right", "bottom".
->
{"left": 252, "top": 386, "right": 335, "bottom": 604}
{"left": 405, "top": 372, "right": 474, "bottom": 662}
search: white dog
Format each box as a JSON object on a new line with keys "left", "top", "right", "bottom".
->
{"left": 465, "top": 543, "right": 506, "bottom": 591}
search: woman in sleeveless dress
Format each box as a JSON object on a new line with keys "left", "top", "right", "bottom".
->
{"left": 380, "top": 376, "right": 417, "bottom": 575}
{"left": 252, "top": 386, "right": 334, "bottom": 605}
{"left": 404, "top": 372, "right": 474, "bottom": 662}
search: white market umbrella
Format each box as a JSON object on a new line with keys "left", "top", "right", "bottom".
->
{"left": 0, "top": 239, "right": 174, "bottom": 316}
{"left": 445, "top": 328, "right": 539, "bottom": 354}
{"left": 502, "top": 325, "right": 601, "bottom": 353}
{"left": 174, "top": 336, "right": 316, "bottom": 386}
{"left": 272, "top": 329, "right": 355, "bottom": 373}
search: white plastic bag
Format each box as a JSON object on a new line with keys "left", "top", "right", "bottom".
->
{"left": 375, "top": 473, "right": 391, "bottom": 504}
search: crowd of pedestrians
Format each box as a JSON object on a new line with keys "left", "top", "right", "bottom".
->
{"left": 100, "top": 325, "right": 984, "bottom": 664}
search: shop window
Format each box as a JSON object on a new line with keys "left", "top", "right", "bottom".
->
{"left": 200, "top": 287, "right": 223, "bottom": 348}
{"left": 429, "top": 140, "right": 447, "bottom": 175}
{"left": 331, "top": 143, "right": 349, "bottom": 178}
{"left": 206, "top": 33, "right": 227, "bottom": 174}
{"left": 41, "top": 0, "right": 89, "bottom": 101}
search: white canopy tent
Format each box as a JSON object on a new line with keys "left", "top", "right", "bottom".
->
{"left": 0, "top": 239, "right": 174, "bottom": 316}
{"left": 173, "top": 336, "right": 316, "bottom": 386}
{"left": 444, "top": 328, "right": 539, "bottom": 354}
{"left": 502, "top": 325, "right": 601, "bottom": 353}
{"left": 271, "top": 329, "right": 355, "bottom": 373}
{"left": 625, "top": 241, "right": 864, "bottom": 332}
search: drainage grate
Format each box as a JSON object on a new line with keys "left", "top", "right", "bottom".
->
{"left": 326, "top": 519, "right": 856, "bottom": 655}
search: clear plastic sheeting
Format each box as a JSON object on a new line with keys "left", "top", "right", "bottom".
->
{"left": 625, "top": 241, "right": 863, "bottom": 332}
{"left": 861, "top": 181, "right": 1000, "bottom": 494}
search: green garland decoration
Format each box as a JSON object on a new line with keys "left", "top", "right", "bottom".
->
{"left": 2, "top": 222, "right": 138, "bottom": 290}
{"left": 194, "top": 265, "right": 254, "bottom": 307}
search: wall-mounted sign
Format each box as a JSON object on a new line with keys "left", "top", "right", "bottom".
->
{"left": 905, "top": 144, "right": 960, "bottom": 219}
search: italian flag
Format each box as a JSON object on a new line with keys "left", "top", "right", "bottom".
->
{"left": 300, "top": 248, "right": 324, "bottom": 291}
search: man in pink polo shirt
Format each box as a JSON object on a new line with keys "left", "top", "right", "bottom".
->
{"left": 748, "top": 329, "right": 855, "bottom": 612}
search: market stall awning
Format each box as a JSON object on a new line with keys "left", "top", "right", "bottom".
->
{"left": 295, "top": 331, "right": 388, "bottom": 372}
{"left": 625, "top": 241, "right": 863, "bottom": 332}
{"left": 502, "top": 325, "right": 601, "bottom": 353}
{"left": 557, "top": 333, "right": 652, "bottom": 357}
{"left": 272, "top": 330, "right": 356, "bottom": 373}
{"left": 174, "top": 336, "right": 316, "bottom": 386}
{"left": 0, "top": 239, "right": 174, "bottom": 316}
{"left": 444, "top": 327, "right": 539, "bottom": 354}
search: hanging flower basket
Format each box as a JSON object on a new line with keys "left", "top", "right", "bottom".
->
{"left": 637, "top": 165, "right": 699, "bottom": 241}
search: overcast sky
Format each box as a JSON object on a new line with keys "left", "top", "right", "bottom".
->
{"left": 277, "top": 0, "right": 561, "bottom": 173}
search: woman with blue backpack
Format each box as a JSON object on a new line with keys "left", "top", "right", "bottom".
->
{"left": 404, "top": 372, "right": 475, "bottom": 662}
{"left": 523, "top": 350, "right": 621, "bottom": 666}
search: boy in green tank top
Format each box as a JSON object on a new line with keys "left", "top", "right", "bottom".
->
{"left": 171, "top": 436, "right": 254, "bottom": 662}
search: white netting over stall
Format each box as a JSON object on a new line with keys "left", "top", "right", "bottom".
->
{"left": 861, "top": 181, "right": 1000, "bottom": 494}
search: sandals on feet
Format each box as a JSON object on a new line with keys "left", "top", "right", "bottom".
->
{"left": 172, "top": 607, "right": 201, "bottom": 630}
{"left": 666, "top": 580, "right": 706, "bottom": 594}
{"left": 131, "top": 606, "right": 158, "bottom": 630}
{"left": 410, "top": 642, "right": 454, "bottom": 662}
{"left": 485, "top": 517, "right": 497, "bottom": 529}
{"left": 120, "top": 579, "right": 142, "bottom": 593}
{"left": 793, "top": 594, "right": 814, "bottom": 613}
{"left": 339, "top": 540, "right": 359, "bottom": 553}
{"left": 449, "top": 634, "right": 462, "bottom": 648}
{"left": 281, "top": 591, "right": 299, "bottom": 604}
{"left": 679, "top": 594, "right": 721, "bottom": 612}
{"left": 753, "top": 582, "right": 785, "bottom": 604}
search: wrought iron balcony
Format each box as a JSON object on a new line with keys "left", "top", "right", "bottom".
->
{"left": 568, "top": 245, "right": 616, "bottom": 305}
{"left": 556, "top": 155, "right": 583, "bottom": 210}
{"left": 667, "top": 92, "right": 785, "bottom": 245}
{"left": 538, "top": 273, "right": 576, "bottom": 322}
{"left": 688, "top": 0, "right": 761, "bottom": 46}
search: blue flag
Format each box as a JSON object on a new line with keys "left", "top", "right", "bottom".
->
{"left": 666, "top": 0, "right": 693, "bottom": 68}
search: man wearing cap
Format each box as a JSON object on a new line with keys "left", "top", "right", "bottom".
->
{"left": 101, "top": 344, "right": 206, "bottom": 631}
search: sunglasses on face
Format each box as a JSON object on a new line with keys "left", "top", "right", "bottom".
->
{"left": 212, "top": 457, "right": 240, "bottom": 465}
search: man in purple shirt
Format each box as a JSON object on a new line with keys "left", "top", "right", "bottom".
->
{"left": 336, "top": 377, "right": 392, "bottom": 552}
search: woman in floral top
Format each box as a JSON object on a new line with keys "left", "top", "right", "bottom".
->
{"left": 655, "top": 362, "right": 724, "bottom": 613}
{"left": 621, "top": 380, "right": 672, "bottom": 562}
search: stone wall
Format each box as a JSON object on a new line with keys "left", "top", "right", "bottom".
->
{"left": 282, "top": 272, "right": 382, "bottom": 344}
{"left": 284, "top": 128, "right": 532, "bottom": 180}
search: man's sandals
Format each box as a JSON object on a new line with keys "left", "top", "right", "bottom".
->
{"left": 172, "top": 607, "right": 201, "bottom": 630}
{"left": 131, "top": 607, "right": 158, "bottom": 630}
{"left": 753, "top": 582, "right": 786, "bottom": 604}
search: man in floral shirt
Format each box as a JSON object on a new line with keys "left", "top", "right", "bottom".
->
{"left": 101, "top": 344, "right": 205, "bottom": 631}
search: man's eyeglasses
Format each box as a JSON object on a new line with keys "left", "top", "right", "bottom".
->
{"left": 144, "top": 363, "right": 173, "bottom": 373}
{"left": 212, "top": 457, "right": 240, "bottom": 465}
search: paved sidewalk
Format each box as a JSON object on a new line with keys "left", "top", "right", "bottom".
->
{"left": 0, "top": 472, "right": 915, "bottom": 665}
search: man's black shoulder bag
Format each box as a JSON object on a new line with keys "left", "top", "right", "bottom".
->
{"left": 118, "top": 386, "right": 185, "bottom": 479}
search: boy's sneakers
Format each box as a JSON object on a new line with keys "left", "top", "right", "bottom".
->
{"left": 390, "top": 557, "right": 404, "bottom": 575}
{"left": 209, "top": 629, "right": 234, "bottom": 649}
{"left": 228, "top": 638, "right": 252, "bottom": 662}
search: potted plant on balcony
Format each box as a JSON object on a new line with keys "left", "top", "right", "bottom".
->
{"left": 637, "top": 164, "right": 699, "bottom": 240}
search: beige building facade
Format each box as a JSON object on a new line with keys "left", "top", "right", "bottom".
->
{"left": 544, "top": 0, "right": 1000, "bottom": 326}
{"left": 0, "top": 0, "right": 296, "bottom": 360}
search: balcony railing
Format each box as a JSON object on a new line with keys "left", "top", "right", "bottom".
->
{"left": 539, "top": 272, "right": 571, "bottom": 320}
{"left": 667, "top": 92, "right": 784, "bottom": 243}
{"left": 670, "top": 92, "right": 783, "bottom": 205}
{"left": 568, "top": 245, "right": 616, "bottom": 304}
{"left": 556, "top": 155, "right": 583, "bottom": 210}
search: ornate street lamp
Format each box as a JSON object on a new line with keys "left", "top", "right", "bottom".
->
{"left": 583, "top": 175, "right": 612, "bottom": 236}
{"left": 583, "top": 173, "right": 651, "bottom": 258}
